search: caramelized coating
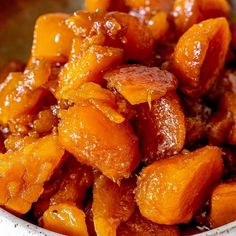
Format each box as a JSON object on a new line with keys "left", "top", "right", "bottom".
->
{"left": 0, "top": 60, "right": 51, "bottom": 124}
{"left": 135, "top": 146, "right": 223, "bottom": 225}
{"left": 0, "top": 135, "right": 64, "bottom": 214}
{"left": 173, "top": 18, "right": 231, "bottom": 98}
{"left": 66, "top": 11, "right": 154, "bottom": 62}
{"left": 85, "top": 0, "right": 128, "bottom": 12}
{"left": 50, "top": 157, "right": 94, "bottom": 207}
{"left": 117, "top": 208, "right": 180, "bottom": 236}
{"left": 58, "top": 102, "right": 140, "bottom": 182}
{"left": 173, "top": 0, "right": 230, "bottom": 35}
{"left": 208, "top": 92, "right": 236, "bottom": 145}
{"left": 56, "top": 45, "right": 124, "bottom": 100}
{"left": 32, "top": 13, "right": 74, "bottom": 62}
{"left": 148, "top": 12, "right": 170, "bottom": 42}
{"left": 209, "top": 182, "right": 236, "bottom": 228}
{"left": 105, "top": 65, "right": 177, "bottom": 105}
{"left": 92, "top": 175, "right": 136, "bottom": 236}
{"left": 136, "top": 91, "right": 185, "bottom": 164}
{"left": 42, "top": 203, "right": 89, "bottom": 236}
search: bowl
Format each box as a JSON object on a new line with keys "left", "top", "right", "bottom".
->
{"left": 0, "top": 0, "right": 235, "bottom": 235}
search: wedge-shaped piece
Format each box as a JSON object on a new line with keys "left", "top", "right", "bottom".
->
{"left": 43, "top": 203, "right": 88, "bottom": 236}
{"left": 136, "top": 91, "right": 185, "bottom": 164}
{"left": 32, "top": 13, "right": 74, "bottom": 62}
{"left": 56, "top": 45, "right": 123, "bottom": 100}
{"left": 0, "top": 135, "right": 65, "bottom": 214}
{"left": 173, "top": 18, "right": 231, "bottom": 98}
{"left": 58, "top": 102, "right": 140, "bottom": 182}
{"left": 0, "top": 60, "right": 50, "bottom": 124}
{"left": 135, "top": 146, "right": 223, "bottom": 225}
{"left": 117, "top": 208, "right": 180, "bottom": 236}
{"left": 92, "top": 175, "right": 136, "bottom": 236}
{"left": 209, "top": 182, "right": 236, "bottom": 228}
{"left": 173, "top": 0, "right": 230, "bottom": 35}
{"left": 66, "top": 11, "right": 154, "bottom": 62}
{"left": 105, "top": 65, "right": 177, "bottom": 105}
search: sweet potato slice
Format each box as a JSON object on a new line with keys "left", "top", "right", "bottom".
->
{"left": 172, "top": 17, "right": 231, "bottom": 98}
{"left": 58, "top": 102, "right": 140, "bottom": 182}
{"left": 50, "top": 157, "right": 94, "bottom": 207}
{"left": 117, "top": 208, "right": 180, "bottom": 236}
{"left": 105, "top": 65, "right": 177, "bottom": 105}
{"left": 173, "top": 0, "right": 230, "bottom": 35}
{"left": 56, "top": 45, "right": 123, "bottom": 100}
{"left": 92, "top": 175, "right": 136, "bottom": 236}
{"left": 209, "top": 182, "right": 236, "bottom": 228}
{"left": 32, "top": 13, "right": 74, "bottom": 62}
{"left": 42, "top": 203, "right": 88, "bottom": 236}
{"left": 66, "top": 11, "right": 154, "bottom": 62}
{"left": 136, "top": 91, "right": 185, "bottom": 164}
{"left": 0, "top": 60, "right": 51, "bottom": 124}
{"left": 0, "top": 135, "right": 65, "bottom": 214}
{"left": 135, "top": 146, "right": 223, "bottom": 225}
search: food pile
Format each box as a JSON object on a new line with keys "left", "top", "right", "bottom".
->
{"left": 0, "top": 0, "right": 236, "bottom": 235}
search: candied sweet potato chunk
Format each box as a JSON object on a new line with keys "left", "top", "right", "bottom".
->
{"left": 105, "top": 65, "right": 177, "bottom": 105}
{"left": 135, "top": 146, "right": 223, "bottom": 225}
{"left": 117, "top": 208, "right": 180, "bottom": 236}
{"left": 43, "top": 203, "right": 88, "bottom": 236}
{"left": 209, "top": 182, "right": 236, "bottom": 228}
{"left": 56, "top": 45, "right": 123, "bottom": 100}
{"left": 32, "top": 13, "right": 74, "bottom": 62}
{"left": 173, "top": 0, "right": 230, "bottom": 35}
{"left": 58, "top": 102, "right": 140, "bottom": 182}
{"left": 0, "top": 135, "right": 64, "bottom": 214}
{"left": 66, "top": 11, "right": 154, "bottom": 62}
{"left": 172, "top": 18, "right": 231, "bottom": 98}
{"left": 136, "top": 91, "right": 185, "bottom": 164}
{"left": 50, "top": 157, "right": 94, "bottom": 207}
{"left": 92, "top": 175, "right": 136, "bottom": 236}
{"left": 0, "top": 60, "right": 51, "bottom": 124}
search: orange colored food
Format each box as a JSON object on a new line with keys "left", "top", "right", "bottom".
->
{"left": 209, "top": 182, "right": 236, "bottom": 228}
{"left": 92, "top": 175, "right": 136, "bottom": 235}
{"left": 58, "top": 102, "right": 140, "bottom": 182}
{"left": 1, "top": 0, "right": 236, "bottom": 234}
{"left": 135, "top": 146, "right": 223, "bottom": 224}
{"left": 173, "top": 17, "right": 231, "bottom": 98}
{"left": 173, "top": 0, "right": 230, "bottom": 35}
{"left": 117, "top": 208, "right": 180, "bottom": 236}
{"left": 136, "top": 91, "right": 185, "bottom": 164}
{"left": 43, "top": 203, "right": 89, "bottom": 236}
{"left": 105, "top": 65, "right": 177, "bottom": 105}
{"left": 0, "top": 135, "right": 64, "bottom": 214}
{"left": 32, "top": 13, "right": 74, "bottom": 62}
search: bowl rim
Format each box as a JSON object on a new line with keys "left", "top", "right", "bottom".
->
{"left": 0, "top": 207, "right": 236, "bottom": 235}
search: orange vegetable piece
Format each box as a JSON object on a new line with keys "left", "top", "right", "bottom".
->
{"left": 32, "top": 13, "right": 74, "bottom": 62}
{"left": 92, "top": 175, "right": 136, "bottom": 236}
{"left": 173, "top": 0, "right": 230, "bottom": 35}
{"left": 117, "top": 208, "right": 180, "bottom": 236}
{"left": 209, "top": 182, "right": 236, "bottom": 228}
{"left": 0, "top": 135, "right": 65, "bottom": 214}
{"left": 58, "top": 102, "right": 140, "bottom": 182}
{"left": 105, "top": 65, "right": 177, "bottom": 105}
{"left": 136, "top": 91, "right": 186, "bottom": 164}
{"left": 42, "top": 203, "right": 88, "bottom": 236}
{"left": 50, "top": 157, "right": 94, "bottom": 207}
{"left": 0, "top": 60, "right": 51, "bottom": 124}
{"left": 172, "top": 17, "right": 231, "bottom": 98}
{"left": 135, "top": 146, "right": 223, "bottom": 225}
{"left": 66, "top": 11, "right": 154, "bottom": 62}
{"left": 56, "top": 45, "right": 123, "bottom": 100}
{"left": 85, "top": 0, "right": 128, "bottom": 12}
{"left": 148, "top": 12, "right": 170, "bottom": 42}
